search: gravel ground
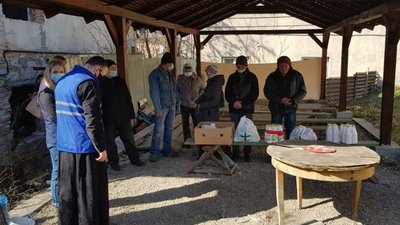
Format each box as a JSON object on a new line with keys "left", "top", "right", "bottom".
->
{"left": 32, "top": 145, "right": 400, "bottom": 225}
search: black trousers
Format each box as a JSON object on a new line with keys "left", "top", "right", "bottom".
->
{"left": 104, "top": 119, "right": 140, "bottom": 166}
{"left": 58, "top": 151, "right": 109, "bottom": 225}
{"left": 181, "top": 105, "right": 198, "bottom": 141}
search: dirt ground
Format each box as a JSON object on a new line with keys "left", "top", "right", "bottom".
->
{"left": 32, "top": 143, "right": 400, "bottom": 225}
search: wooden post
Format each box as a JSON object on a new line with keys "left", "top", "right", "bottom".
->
{"left": 321, "top": 32, "right": 330, "bottom": 100}
{"left": 338, "top": 26, "right": 353, "bottom": 111}
{"left": 380, "top": 11, "right": 400, "bottom": 145}
{"left": 104, "top": 15, "right": 131, "bottom": 86}
{"left": 166, "top": 28, "right": 178, "bottom": 77}
{"left": 194, "top": 34, "right": 201, "bottom": 78}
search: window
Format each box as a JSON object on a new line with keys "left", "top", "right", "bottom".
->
{"left": 2, "top": 5, "right": 28, "bottom": 21}
{"left": 221, "top": 57, "right": 235, "bottom": 64}
{"left": 2, "top": 5, "right": 45, "bottom": 23}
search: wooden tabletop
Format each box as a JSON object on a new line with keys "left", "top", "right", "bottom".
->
{"left": 267, "top": 140, "right": 380, "bottom": 172}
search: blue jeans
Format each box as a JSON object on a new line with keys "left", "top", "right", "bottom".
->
{"left": 150, "top": 107, "right": 175, "bottom": 156}
{"left": 271, "top": 111, "right": 296, "bottom": 140}
{"left": 48, "top": 146, "right": 59, "bottom": 206}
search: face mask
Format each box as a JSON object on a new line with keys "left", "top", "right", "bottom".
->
{"left": 168, "top": 64, "right": 174, "bottom": 72}
{"left": 51, "top": 73, "right": 64, "bottom": 83}
{"left": 109, "top": 70, "right": 118, "bottom": 78}
{"left": 184, "top": 72, "right": 192, "bottom": 77}
{"left": 237, "top": 69, "right": 245, "bottom": 74}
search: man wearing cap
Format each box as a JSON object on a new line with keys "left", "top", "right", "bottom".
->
{"left": 148, "top": 52, "right": 180, "bottom": 162}
{"left": 225, "top": 55, "right": 259, "bottom": 162}
{"left": 264, "top": 56, "right": 307, "bottom": 140}
{"left": 177, "top": 63, "right": 205, "bottom": 148}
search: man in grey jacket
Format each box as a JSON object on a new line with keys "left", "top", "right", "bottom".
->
{"left": 177, "top": 63, "right": 205, "bottom": 148}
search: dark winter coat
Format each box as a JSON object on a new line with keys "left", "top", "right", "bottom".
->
{"left": 224, "top": 68, "right": 259, "bottom": 114}
{"left": 100, "top": 76, "right": 135, "bottom": 123}
{"left": 263, "top": 68, "right": 307, "bottom": 114}
{"left": 195, "top": 75, "right": 225, "bottom": 122}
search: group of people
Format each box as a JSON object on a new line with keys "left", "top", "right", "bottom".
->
{"left": 149, "top": 53, "right": 307, "bottom": 164}
{"left": 36, "top": 52, "right": 306, "bottom": 224}
{"left": 38, "top": 56, "right": 145, "bottom": 224}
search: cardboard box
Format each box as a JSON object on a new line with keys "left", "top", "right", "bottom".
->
{"left": 194, "top": 121, "right": 234, "bottom": 145}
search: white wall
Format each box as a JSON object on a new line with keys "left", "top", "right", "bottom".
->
{"left": 200, "top": 14, "right": 399, "bottom": 85}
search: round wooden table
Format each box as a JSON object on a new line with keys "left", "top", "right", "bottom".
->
{"left": 267, "top": 143, "right": 380, "bottom": 225}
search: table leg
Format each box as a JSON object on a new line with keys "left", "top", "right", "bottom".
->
{"left": 296, "top": 176, "right": 303, "bottom": 209}
{"left": 352, "top": 180, "right": 362, "bottom": 219}
{"left": 276, "top": 169, "right": 285, "bottom": 225}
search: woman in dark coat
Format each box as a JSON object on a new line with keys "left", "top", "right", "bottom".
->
{"left": 195, "top": 65, "right": 225, "bottom": 158}
{"left": 195, "top": 65, "right": 225, "bottom": 121}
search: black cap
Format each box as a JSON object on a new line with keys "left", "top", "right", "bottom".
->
{"left": 236, "top": 55, "right": 248, "bottom": 66}
{"left": 161, "top": 52, "right": 173, "bottom": 64}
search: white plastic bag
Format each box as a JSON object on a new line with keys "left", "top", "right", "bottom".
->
{"left": 289, "top": 125, "right": 317, "bottom": 141}
{"left": 234, "top": 116, "right": 260, "bottom": 142}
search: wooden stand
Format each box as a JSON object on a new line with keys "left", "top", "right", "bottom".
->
{"left": 187, "top": 146, "right": 238, "bottom": 175}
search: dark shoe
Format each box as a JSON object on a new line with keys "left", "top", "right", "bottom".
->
{"left": 167, "top": 151, "right": 180, "bottom": 157}
{"left": 109, "top": 164, "right": 122, "bottom": 171}
{"left": 231, "top": 148, "right": 240, "bottom": 162}
{"left": 244, "top": 153, "right": 250, "bottom": 162}
{"left": 149, "top": 154, "right": 159, "bottom": 162}
{"left": 131, "top": 158, "right": 146, "bottom": 167}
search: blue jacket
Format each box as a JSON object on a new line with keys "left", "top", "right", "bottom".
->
{"left": 148, "top": 66, "right": 179, "bottom": 112}
{"left": 55, "top": 66, "right": 97, "bottom": 154}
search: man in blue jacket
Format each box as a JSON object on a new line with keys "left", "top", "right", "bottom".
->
{"left": 148, "top": 52, "right": 180, "bottom": 162}
{"left": 55, "top": 56, "right": 109, "bottom": 225}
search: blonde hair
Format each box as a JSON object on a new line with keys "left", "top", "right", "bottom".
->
{"left": 52, "top": 55, "right": 67, "bottom": 67}
{"left": 44, "top": 60, "right": 66, "bottom": 90}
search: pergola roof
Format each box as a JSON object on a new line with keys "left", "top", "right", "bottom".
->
{"left": 4, "top": 0, "right": 398, "bottom": 34}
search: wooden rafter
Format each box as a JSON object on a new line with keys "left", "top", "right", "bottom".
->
{"left": 186, "top": 0, "right": 254, "bottom": 27}
{"left": 159, "top": 0, "right": 210, "bottom": 21}
{"left": 236, "top": 6, "right": 285, "bottom": 14}
{"left": 139, "top": 0, "right": 181, "bottom": 15}
{"left": 176, "top": 0, "right": 234, "bottom": 25}
{"left": 199, "top": 29, "right": 324, "bottom": 35}
{"left": 201, "top": 35, "right": 214, "bottom": 46}
{"left": 326, "top": 1, "right": 400, "bottom": 33}
{"left": 104, "top": 14, "right": 120, "bottom": 46}
{"left": 196, "top": 11, "right": 237, "bottom": 30}
{"left": 11, "top": 0, "right": 198, "bottom": 34}
{"left": 308, "top": 33, "right": 324, "bottom": 48}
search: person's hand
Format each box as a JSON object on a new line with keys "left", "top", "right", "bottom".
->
{"left": 96, "top": 150, "right": 108, "bottom": 162}
{"left": 233, "top": 101, "right": 242, "bottom": 109}
{"left": 191, "top": 102, "right": 198, "bottom": 108}
{"left": 130, "top": 119, "right": 135, "bottom": 128}
{"left": 156, "top": 111, "right": 163, "bottom": 118}
{"left": 281, "top": 97, "right": 291, "bottom": 106}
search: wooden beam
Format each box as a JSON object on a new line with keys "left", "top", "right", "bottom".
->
{"left": 43, "top": 10, "right": 59, "bottom": 19}
{"left": 326, "top": 2, "right": 400, "bottom": 33}
{"left": 166, "top": 28, "right": 178, "bottom": 77}
{"left": 113, "top": 16, "right": 130, "bottom": 86}
{"left": 194, "top": 34, "right": 201, "bottom": 77}
{"left": 103, "top": 14, "right": 119, "bottom": 46}
{"left": 201, "top": 34, "right": 214, "bottom": 46}
{"left": 158, "top": 0, "right": 209, "bottom": 20}
{"left": 338, "top": 26, "right": 353, "bottom": 111}
{"left": 320, "top": 32, "right": 330, "bottom": 100}
{"left": 199, "top": 29, "right": 324, "bottom": 35}
{"left": 20, "top": 0, "right": 198, "bottom": 34}
{"left": 380, "top": 11, "right": 400, "bottom": 145}
{"left": 186, "top": 0, "right": 255, "bottom": 27}
{"left": 308, "top": 33, "right": 324, "bottom": 48}
{"left": 235, "top": 6, "right": 285, "bottom": 14}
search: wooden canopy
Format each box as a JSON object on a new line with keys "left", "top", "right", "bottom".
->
{"left": 2, "top": 0, "right": 400, "bottom": 145}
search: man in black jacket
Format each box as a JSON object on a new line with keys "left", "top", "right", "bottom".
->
{"left": 100, "top": 59, "right": 145, "bottom": 170}
{"left": 264, "top": 56, "right": 307, "bottom": 139}
{"left": 225, "top": 56, "right": 259, "bottom": 162}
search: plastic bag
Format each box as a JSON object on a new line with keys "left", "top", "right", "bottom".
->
{"left": 25, "top": 93, "right": 43, "bottom": 120}
{"left": 234, "top": 116, "right": 260, "bottom": 142}
{"left": 289, "top": 125, "right": 317, "bottom": 141}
